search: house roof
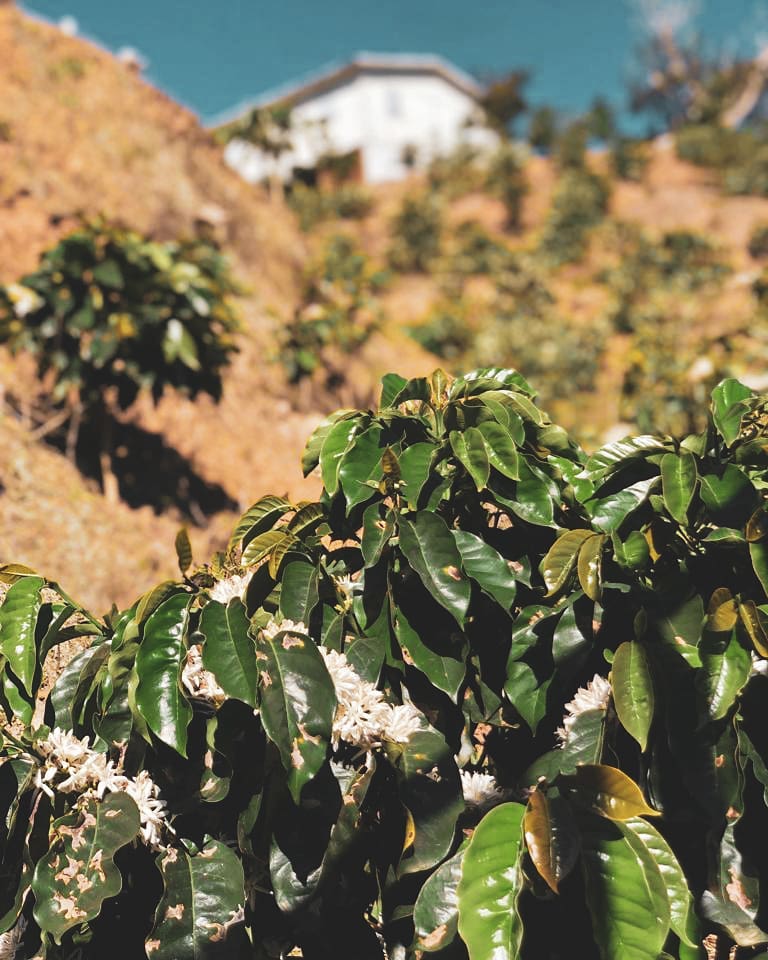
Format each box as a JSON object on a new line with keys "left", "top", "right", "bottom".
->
{"left": 210, "top": 53, "right": 486, "bottom": 128}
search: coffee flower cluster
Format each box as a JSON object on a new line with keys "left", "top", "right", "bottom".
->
{"left": 555, "top": 674, "right": 612, "bottom": 747}
{"left": 33, "top": 728, "right": 168, "bottom": 849}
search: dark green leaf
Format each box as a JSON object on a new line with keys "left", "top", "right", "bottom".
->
{"left": 660, "top": 452, "right": 697, "bottom": 524}
{"left": 135, "top": 594, "right": 192, "bottom": 756}
{"left": 449, "top": 427, "right": 491, "bottom": 491}
{"left": 611, "top": 642, "right": 654, "bottom": 751}
{"left": 413, "top": 843, "right": 467, "bottom": 952}
{"left": 452, "top": 530, "right": 517, "bottom": 611}
{"left": 199, "top": 598, "right": 258, "bottom": 708}
{"left": 398, "top": 512, "right": 471, "bottom": 624}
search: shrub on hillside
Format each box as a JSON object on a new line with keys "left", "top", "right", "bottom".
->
{"left": 426, "top": 144, "right": 487, "bottom": 198}
{"left": 4, "top": 369, "right": 768, "bottom": 958}
{"left": 387, "top": 192, "right": 443, "bottom": 273}
{"left": 0, "top": 218, "right": 240, "bottom": 499}
{"left": 277, "top": 234, "right": 387, "bottom": 384}
{"left": 539, "top": 168, "right": 610, "bottom": 265}
{"left": 484, "top": 143, "right": 528, "bottom": 231}
{"left": 288, "top": 182, "right": 374, "bottom": 232}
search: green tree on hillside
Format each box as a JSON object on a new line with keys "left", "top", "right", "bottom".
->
{"left": 0, "top": 218, "right": 240, "bottom": 502}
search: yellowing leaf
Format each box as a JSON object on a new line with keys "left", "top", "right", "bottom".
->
{"left": 562, "top": 764, "right": 660, "bottom": 821}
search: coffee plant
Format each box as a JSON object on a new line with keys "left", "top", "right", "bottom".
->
{"left": 539, "top": 168, "right": 610, "bottom": 265}
{"left": 0, "top": 219, "right": 240, "bottom": 499}
{"left": 4, "top": 367, "right": 768, "bottom": 959}
{"left": 387, "top": 194, "right": 443, "bottom": 274}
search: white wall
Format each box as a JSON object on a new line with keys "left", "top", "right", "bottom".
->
{"left": 225, "top": 70, "right": 498, "bottom": 185}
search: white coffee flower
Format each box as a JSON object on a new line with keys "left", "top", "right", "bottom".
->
{"left": 0, "top": 916, "right": 26, "bottom": 960}
{"left": 181, "top": 644, "right": 226, "bottom": 706}
{"left": 556, "top": 674, "right": 612, "bottom": 747}
{"left": 319, "top": 646, "right": 422, "bottom": 751}
{"left": 333, "top": 575, "right": 358, "bottom": 612}
{"left": 209, "top": 571, "right": 253, "bottom": 605}
{"left": 6, "top": 283, "right": 43, "bottom": 318}
{"left": 33, "top": 728, "right": 169, "bottom": 850}
{"left": 262, "top": 618, "right": 307, "bottom": 641}
{"left": 460, "top": 769, "right": 504, "bottom": 808}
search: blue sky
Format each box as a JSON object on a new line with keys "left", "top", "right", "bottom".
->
{"left": 22, "top": 1, "right": 768, "bottom": 127}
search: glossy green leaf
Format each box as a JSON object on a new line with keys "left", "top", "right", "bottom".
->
{"left": 199, "top": 598, "right": 258, "bottom": 707}
{"left": 450, "top": 427, "right": 491, "bottom": 491}
{"left": 586, "top": 478, "right": 658, "bottom": 533}
{"left": 361, "top": 502, "right": 395, "bottom": 568}
{"left": 147, "top": 838, "right": 245, "bottom": 959}
{"left": 577, "top": 534, "right": 605, "bottom": 602}
{"left": 135, "top": 594, "right": 192, "bottom": 756}
{"left": 586, "top": 436, "right": 669, "bottom": 475}
{"left": 611, "top": 642, "right": 654, "bottom": 751}
{"left": 278, "top": 560, "right": 319, "bottom": 623}
{"left": 457, "top": 802, "right": 525, "bottom": 960}
{"left": 301, "top": 409, "right": 357, "bottom": 476}
{"left": 541, "top": 530, "right": 595, "bottom": 596}
{"left": 581, "top": 816, "right": 670, "bottom": 960}
{"left": 339, "top": 425, "right": 384, "bottom": 509}
{"left": 660, "top": 452, "right": 697, "bottom": 524}
{"left": 452, "top": 529, "right": 517, "bottom": 611}
{"left": 698, "top": 632, "right": 751, "bottom": 721}
{"left": 398, "top": 442, "right": 435, "bottom": 508}
{"left": 523, "top": 790, "right": 580, "bottom": 893}
{"left": 0, "top": 576, "right": 43, "bottom": 696}
{"left": 228, "top": 495, "right": 291, "bottom": 553}
{"left": 255, "top": 623, "right": 335, "bottom": 803}
{"left": 750, "top": 541, "right": 768, "bottom": 596}
{"left": 398, "top": 512, "right": 471, "bottom": 624}
{"left": 241, "top": 529, "right": 289, "bottom": 568}
{"left": 413, "top": 843, "right": 467, "bottom": 952}
{"left": 477, "top": 419, "right": 520, "bottom": 479}
{"left": 32, "top": 792, "right": 140, "bottom": 943}
{"left": 623, "top": 817, "right": 697, "bottom": 947}
{"left": 711, "top": 378, "right": 753, "bottom": 446}
{"left": 320, "top": 416, "right": 362, "bottom": 495}
{"left": 561, "top": 765, "right": 660, "bottom": 821}
{"left": 136, "top": 580, "right": 185, "bottom": 627}
{"left": 699, "top": 466, "right": 753, "bottom": 523}
{"left": 504, "top": 661, "right": 551, "bottom": 733}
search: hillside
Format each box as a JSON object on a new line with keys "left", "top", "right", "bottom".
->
{"left": 5, "top": 2, "right": 768, "bottom": 612}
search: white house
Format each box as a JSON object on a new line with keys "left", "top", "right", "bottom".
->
{"left": 213, "top": 53, "right": 499, "bottom": 185}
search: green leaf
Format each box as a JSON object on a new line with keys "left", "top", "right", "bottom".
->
{"left": 523, "top": 790, "right": 580, "bottom": 893}
{"left": 136, "top": 580, "right": 184, "bottom": 627}
{"left": 452, "top": 530, "right": 517, "bottom": 611}
{"left": 541, "top": 530, "right": 595, "bottom": 596}
{"left": 361, "top": 502, "right": 395, "bottom": 567}
{"left": 699, "top": 466, "right": 753, "bottom": 523}
{"left": 611, "top": 642, "right": 654, "bottom": 751}
{"left": 32, "top": 792, "right": 141, "bottom": 943}
{"left": 241, "top": 529, "right": 289, "bottom": 567}
{"left": 577, "top": 534, "right": 605, "bottom": 602}
{"left": 175, "top": 527, "right": 193, "bottom": 575}
{"left": 339, "top": 425, "right": 384, "bottom": 509}
{"left": 660, "top": 452, "right": 697, "bottom": 524}
{"left": 697, "top": 631, "right": 751, "bottom": 721}
{"left": 0, "top": 576, "right": 43, "bottom": 696}
{"left": 394, "top": 605, "right": 465, "bottom": 701}
{"left": 413, "top": 843, "right": 467, "bottom": 952}
{"left": 381, "top": 372, "right": 408, "bottom": 408}
{"left": 199, "top": 598, "right": 258, "bottom": 708}
{"left": 711, "top": 378, "right": 753, "bottom": 446}
{"left": 255, "top": 623, "right": 335, "bottom": 803}
{"left": 398, "top": 442, "right": 435, "bottom": 509}
{"left": 504, "top": 661, "right": 551, "bottom": 733}
{"left": 450, "top": 427, "right": 491, "bottom": 491}
{"left": 586, "top": 436, "right": 669, "bottom": 475}
{"left": 457, "top": 802, "right": 525, "bottom": 960}
{"left": 750, "top": 541, "right": 768, "bottom": 596}
{"left": 320, "top": 416, "right": 362, "bottom": 495}
{"left": 561, "top": 765, "right": 659, "bottom": 821}
{"left": 278, "top": 561, "right": 319, "bottom": 623}
{"left": 135, "top": 594, "right": 193, "bottom": 756}
{"left": 228, "top": 495, "right": 291, "bottom": 553}
{"left": 586, "top": 478, "right": 658, "bottom": 533}
{"left": 147, "top": 838, "right": 245, "bottom": 959}
{"left": 398, "top": 512, "right": 471, "bottom": 624}
{"left": 623, "top": 817, "right": 697, "bottom": 947}
{"left": 388, "top": 727, "right": 463, "bottom": 875}
{"left": 581, "top": 816, "right": 671, "bottom": 960}
{"left": 476, "top": 420, "right": 520, "bottom": 479}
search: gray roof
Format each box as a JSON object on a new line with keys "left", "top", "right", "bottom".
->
{"left": 210, "top": 53, "right": 485, "bottom": 128}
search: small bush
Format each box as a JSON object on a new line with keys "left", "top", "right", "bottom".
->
{"left": 288, "top": 183, "right": 374, "bottom": 232}
{"left": 278, "top": 234, "right": 387, "bottom": 383}
{"left": 748, "top": 223, "right": 768, "bottom": 259}
{"left": 387, "top": 193, "right": 443, "bottom": 273}
{"left": 426, "top": 144, "right": 486, "bottom": 198}
{"left": 609, "top": 136, "right": 649, "bottom": 181}
{"left": 539, "top": 169, "right": 610, "bottom": 265}
{"left": 484, "top": 143, "right": 528, "bottom": 230}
